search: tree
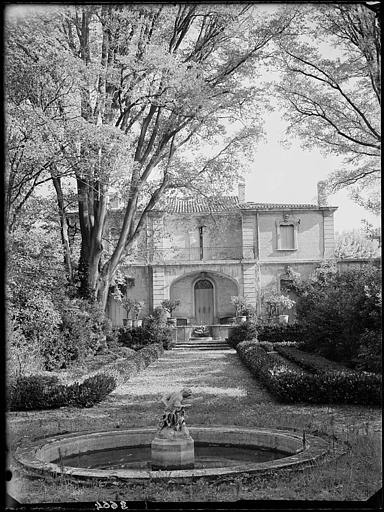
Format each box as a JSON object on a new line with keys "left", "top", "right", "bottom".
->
{"left": 294, "top": 263, "right": 381, "bottom": 366}
{"left": 6, "top": 5, "right": 295, "bottom": 310}
{"left": 5, "top": 10, "right": 83, "bottom": 282}
{"left": 334, "top": 229, "right": 380, "bottom": 259}
{"left": 275, "top": 4, "right": 381, "bottom": 213}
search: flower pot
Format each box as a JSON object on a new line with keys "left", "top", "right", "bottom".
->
{"left": 124, "top": 319, "right": 133, "bottom": 328}
{"left": 278, "top": 314, "right": 289, "bottom": 325}
{"left": 132, "top": 319, "right": 142, "bottom": 328}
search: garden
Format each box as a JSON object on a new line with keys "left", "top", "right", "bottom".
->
{"left": 5, "top": 2, "right": 381, "bottom": 506}
{"left": 7, "top": 260, "right": 382, "bottom": 504}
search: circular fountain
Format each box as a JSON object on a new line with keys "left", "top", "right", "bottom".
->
{"left": 15, "top": 426, "right": 329, "bottom": 482}
{"left": 15, "top": 389, "right": 330, "bottom": 483}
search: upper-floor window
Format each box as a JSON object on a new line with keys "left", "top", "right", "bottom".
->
{"left": 198, "top": 225, "right": 206, "bottom": 260}
{"left": 276, "top": 216, "right": 299, "bottom": 251}
{"left": 280, "top": 225, "right": 295, "bottom": 249}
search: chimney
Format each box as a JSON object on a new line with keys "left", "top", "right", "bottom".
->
{"left": 238, "top": 180, "right": 246, "bottom": 203}
{"left": 317, "top": 181, "right": 328, "bottom": 207}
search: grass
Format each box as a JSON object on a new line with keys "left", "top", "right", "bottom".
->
{"left": 7, "top": 349, "right": 382, "bottom": 504}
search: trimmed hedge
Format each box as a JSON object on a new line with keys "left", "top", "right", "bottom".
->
{"left": 117, "top": 326, "right": 173, "bottom": 351}
{"left": 8, "top": 343, "right": 164, "bottom": 411}
{"left": 256, "top": 323, "right": 306, "bottom": 343}
{"left": 227, "top": 322, "right": 257, "bottom": 348}
{"left": 236, "top": 341, "right": 381, "bottom": 405}
{"left": 104, "top": 343, "right": 164, "bottom": 384}
{"left": 8, "top": 373, "right": 116, "bottom": 411}
{"left": 274, "top": 345, "right": 356, "bottom": 374}
{"left": 257, "top": 341, "right": 300, "bottom": 353}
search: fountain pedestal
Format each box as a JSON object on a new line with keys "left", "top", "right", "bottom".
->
{"left": 151, "top": 426, "right": 194, "bottom": 470}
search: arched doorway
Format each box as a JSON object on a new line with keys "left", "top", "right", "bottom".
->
{"left": 194, "top": 279, "right": 214, "bottom": 325}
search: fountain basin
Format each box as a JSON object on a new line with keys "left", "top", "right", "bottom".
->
{"left": 15, "top": 426, "right": 329, "bottom": 482}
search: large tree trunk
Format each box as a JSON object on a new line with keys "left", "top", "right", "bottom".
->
{"left": 76, "top": 176, "right": 92, "bottom": 298}
{"left": 52, "top": 175, "right": 73, "bottom": 281}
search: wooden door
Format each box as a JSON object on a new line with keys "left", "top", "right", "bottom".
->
{"left": 194, "top": 279, "right": 214, "bottom": 325}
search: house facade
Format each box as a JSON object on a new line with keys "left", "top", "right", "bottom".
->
{"left": 107, "top": 183, "right": 337, "bottom": 327}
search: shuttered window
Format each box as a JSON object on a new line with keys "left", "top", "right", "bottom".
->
{"left": 280, "top": 225, "right": 295, "bottom": 249}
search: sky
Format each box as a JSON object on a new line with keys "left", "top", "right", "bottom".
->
{"left": 240, "top": 111, "right": 381, "bottom": 234}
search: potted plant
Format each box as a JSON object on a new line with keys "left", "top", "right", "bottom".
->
{"left": 131, "top": 300, "right": 145, "bottom": 327}
{"left": 230, "top": 296, "right": 251, "bottom": 324}
{"left": 161, "top": 299, "right": 181, "bottom": 326}
{"left": 262, "top": 292, "right": 295, "bottom": 325}
{"left": 121, "top": 297, "right": 136, "bottom": 328}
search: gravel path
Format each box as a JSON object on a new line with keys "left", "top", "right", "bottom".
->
{"left": 111, "top": 348, "right": 274, "bottom": 408}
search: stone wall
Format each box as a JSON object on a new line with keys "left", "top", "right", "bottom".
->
{"left": 152, "top": 212, "right": 243, "bottom": 262}
{"left": 258, "top": 210, "right": 324, "bottom": 261}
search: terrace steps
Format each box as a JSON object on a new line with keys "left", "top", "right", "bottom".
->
{"left": 173, "top": 338, "right": 233, "bottom": 351}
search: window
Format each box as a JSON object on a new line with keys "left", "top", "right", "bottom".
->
{"left": 280, "top": 225, "right": 295, "bottom": 249}
{"left": 276, "top": 217, "right": 299, "bottom": 251}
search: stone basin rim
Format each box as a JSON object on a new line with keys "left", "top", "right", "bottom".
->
{"left": 15, "top": 426, "right": 330, "bottom": 481}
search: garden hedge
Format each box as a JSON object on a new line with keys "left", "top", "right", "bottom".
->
{"left": 8, "top": 343, "right": 164, "bottom": 411}
{"left": 256, "top": 323, "right": 306, "bottom": 343}
{"left": 273, "top": 345, "right": 356, "bottom": 374}
{"left": 227, "top": 322, "right": 257, "bottom": 348}
{"left": 8, "top": 373, "right": 117, "bottom": 411}
{"left": 236, "top": 341, "right": 381, "bottom": 405}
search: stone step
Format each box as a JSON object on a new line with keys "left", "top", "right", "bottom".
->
{"left": 189, "top": 337, "right": 213, "bottom": 342}
{"left": 173, "top": 342, "right": 232, "bottom": 351}
{"left": 176, "top": 341, "right": 228, "bottom": 347}
{"left": 175, "top": 343, "right": 229, "bottom": 348}
{"left": 173, "top": 347, "right": 233, "bottom": 351}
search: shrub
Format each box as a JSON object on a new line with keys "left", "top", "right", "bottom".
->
{"left": 117, "top": 324, "right": 173, "bottom": 351}
{"left": 8, "top": 373, "right": 117, "bottom": 411}
{"left": 354, "top": 329, "right": 382, "bottom": 374}
{"left": 8, "top": 343, "right": 164, "bottom": 411}
{"left": 257, "top": 341, "right": 275, "bottom": 352}
{"left": 6, "top": 313, "right": 45, "bottom": 378}
{"left": 236, "top": 341, "right": 381, "bottom": 405}
{"left": 295, "top": 264, "right": 381, "bottom": 366}
{"left": 274, "top": 345, "right": 355, "bottom": 374}
{"left": 43, "top": 299, "right": 108, "bottom": 369}
{"left": 227, "top": 321, "right": 257, "bottom": 348}
{"left": 8, "top": 374, "right": 65, "bottom": 411}
{"left": 256, "top": 323, "right": 306, "bottom": 343}
{"left": 66, "top": 374, "right": 117, "bottom": 408}
{"left": 103, "top": 343, "right": 165, "bottom": 385}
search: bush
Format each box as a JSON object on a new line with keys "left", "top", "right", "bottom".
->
{"left": 256, "top": 323, "right": 306, "bottom": 343}
{"left": 8, "top": 373, "right": 117, "bottom": 411}
{"left": 236, "top": 341, "right": 381, "bottom": 405}
{"left": 117, "top": 324, "right": 173, "bottom": 351}
{"left": 8, "top": 342, "right": 165, "bottom": 411}
{"left": 42, "top": 299, "right": 108, "bottom": 370}
{"left": 8, "top": 374, "right": 62, "bottom": 411}
{"left": 274, "top": 345, "right": 355, "bottom": 374}
{"left": 354, "top": 329, "right": 382, "bottom": 374}
{"left": 66, "top": 374, "right": 117, "bottom": 408}
{"left": 102, "top": 343, "right": 165, "bottom": 385}
{"left": 295, "top": 264, "right": 381, "bottom": 366}
{"left": 227, "top": 321, "right": 257, "bottom": 348}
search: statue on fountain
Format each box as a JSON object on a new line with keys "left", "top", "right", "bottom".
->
{"left": 151, "top": 388, "right": 195, "bottom": 469}
{"left": 159, "top": 388, "right": 192, "bottom": 432}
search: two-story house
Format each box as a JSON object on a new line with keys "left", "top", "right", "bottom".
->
{"left": 107, "top": 183, "right": 337, "bottom": 327}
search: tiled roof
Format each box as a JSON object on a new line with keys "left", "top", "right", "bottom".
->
{"left": 239, "top": 202, "right": 320, "bottom": 210}
{"left": 154, "top": 196, "right": 335, "bottom": 213}
{"left": 156, "top": 196, "right": 240, "bottom": 213}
